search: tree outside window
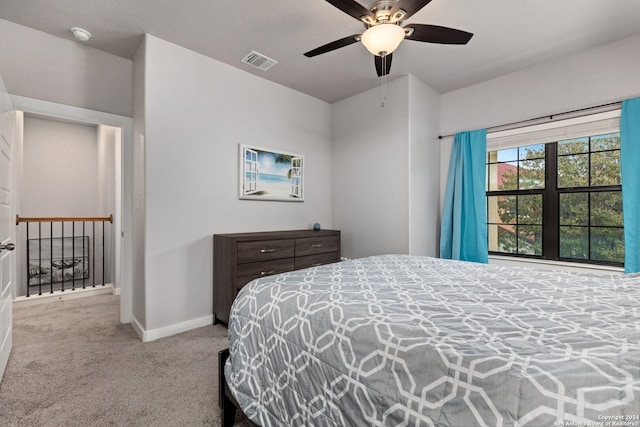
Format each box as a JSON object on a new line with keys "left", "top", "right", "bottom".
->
{"left": 486, "top": 133, "right": 624, "bottom": 265}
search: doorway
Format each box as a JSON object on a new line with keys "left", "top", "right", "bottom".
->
{"left": 10, "top": 95, "right": 132, "bottom": 324}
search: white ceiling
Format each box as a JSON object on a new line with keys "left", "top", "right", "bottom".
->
{"left": 1, "top": 0, "right": 639, "bottom": 103}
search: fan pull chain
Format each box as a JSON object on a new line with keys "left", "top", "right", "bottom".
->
{"left": 380, "top": 54, "right": 387, "bottom": 108}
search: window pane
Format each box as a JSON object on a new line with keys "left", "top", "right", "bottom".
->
{"left": 558, "top": 154, "right": 588, "bottom": 188}
{"left": 485, "top": 163, "right": 497, "bottom": 191}
{"left": 559, "top": 193, "right": 588, "bottom": 226}
{"left": 487, "top": 196, "right": 497, "bottom": 222}
{"left": 591, "top": 191, "right": 623, "bottom": 227}
{"left": 498, "top": 195, "right": 518, "bottom": 224}
{"left": 591, "top": 133, "right": 620, "bottom": 152}
{"left": 558, "top": 137, "right": 588, "bottom": 155}
{"left": 488, "top": 224, "right": 517, "bottom": 253}
{"left": 560, "top": 226, "right": 589, "bottom": 259}
{"left": 591, "top": 228, "right": 624, "bottom": 263}
{"left": 519, "top": 159, "right": 545, "bottom": 189}
{"left": 517, "top": 195, "right": 542, "bottom": 224}
{"left": 490, "top": 196, "right": 517, "bottom": 224}
{"left": 519, "top": 144, "right": 545, "bottom": 160}
{"left": 591, "top": 151, "right": 621, "bottom": 186}
{"left": 488, "top": 162, "right": 518, "bottom": 191}
{"left": 487, "top": 196, "right": 499, "bottom": 223}
{"left": 488, "top": 223, "right": 499, "bottom": 252}
{"left": 496, "top": 148, "right": 518, "bottom": 162}
{"left": 518, "top": 225, "right": 542, "bottom": 256}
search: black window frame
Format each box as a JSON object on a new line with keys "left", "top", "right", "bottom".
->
{"left": 486, "top": 134, "right": 624, "bottom": 267}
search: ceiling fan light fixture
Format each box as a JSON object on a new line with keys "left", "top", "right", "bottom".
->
{"left": 361, "top": 23, "right": 405, "bottom": 56}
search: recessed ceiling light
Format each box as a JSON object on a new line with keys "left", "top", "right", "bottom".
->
{"left": 70, "top": 27, "right": 91, "bottom": 42}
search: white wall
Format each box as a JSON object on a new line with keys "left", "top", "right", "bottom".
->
{"left": 97, "top": 126, "right": 117, "bottom": 217}
{"left": 332, "top": 77, "right": 410, "bottom": 259}
{"left": 136, "top": 35, "right": 333, "bottom": 338}
{"left": 131, "top": 37, "right": 147, "bottom": 330}
{"left": 22, "top": 117, "right": 99, "bottom": 216}
{"left": 332, "top": 75, "right": 441, "bottom": 260}
{"left": 441, "top": 33, "right": 640, "bottom": 136}
{"left": 439, "top": 32, "right": 640, "bottom": 269}
{"left": 408, "top": 76, "right": 441, "bottom": 257}
{"left": 0, "top": 19, "right": 132, "bottom": 117}
{"left": 97, "top": 125, "right": 118, "bottom": 285}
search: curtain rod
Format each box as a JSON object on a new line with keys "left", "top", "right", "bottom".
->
{"left": 438, "top": 100, "right": 623, "bottom": 140}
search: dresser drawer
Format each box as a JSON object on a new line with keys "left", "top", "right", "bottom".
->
{"left": 236, "top": 258, "right": 295, "bottom": 289}
{"left": 215, "top": 230, "right": 340, "bottom": 325}
{"left": 237, "top": 239, "right": 295, "bottom": 263}
{"left": 295, "top": 252, "right": 339, "bottom": 270}
{"left": 295, "top": 236, "right": 339, "bottom": 257}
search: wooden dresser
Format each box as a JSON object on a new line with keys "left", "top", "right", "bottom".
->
{"left": 213, "top": 229, "right": 341, "bottom": 325}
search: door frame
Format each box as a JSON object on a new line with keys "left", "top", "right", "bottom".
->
{"left": 10, "top": 95, "right": 132, "bottom": 323}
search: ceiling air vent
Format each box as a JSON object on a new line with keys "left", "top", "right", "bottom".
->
{"left": 241, "top": 50, "right": 278, "bottom": 71}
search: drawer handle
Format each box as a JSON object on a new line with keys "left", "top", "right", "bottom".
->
{"left": 311, "top": 263, "right": 323, "bottom": 267}
{"left": 311, "top": 244, "right": 323, "bottom": 248}
{"left": 260, "top": 249, "right": 275, "bottom": 253}
{"left": 260, "top": 270, "right": 276, "bottom": 276}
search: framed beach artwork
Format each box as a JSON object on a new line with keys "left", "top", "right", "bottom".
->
{"left": 239, "top": 144, "right": 304, "bottom": 201}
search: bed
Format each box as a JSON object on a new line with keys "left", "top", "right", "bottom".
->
{"left": 223, "top": 255, "right": 640, "bottom": 426}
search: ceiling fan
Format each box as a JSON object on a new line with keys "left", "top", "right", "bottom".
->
{"left": 304, "top": 0, "right": 473, "bottom": 77}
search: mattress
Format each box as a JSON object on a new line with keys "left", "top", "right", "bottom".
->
{"left": 225, "top": 255, "right": 640, "bottom": 426}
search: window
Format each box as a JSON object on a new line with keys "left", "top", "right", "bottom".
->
{"left": 486, "top": 132, "right": 624, "bottom": 266}
{"left": 487, "top": 144, "right": 545, "bottom": 256}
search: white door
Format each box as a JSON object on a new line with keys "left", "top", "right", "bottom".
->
{"left": 0, "top": 75, "right": 15, "bottom": 381}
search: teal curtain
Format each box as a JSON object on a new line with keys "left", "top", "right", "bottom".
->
{"left": 621, "top": 97, "right": 640, "bottom": 273}
{"left": 440, "top": 129, "right": 488, "bottom": 263}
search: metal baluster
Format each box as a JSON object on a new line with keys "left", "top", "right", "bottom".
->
{"left": 102, "top": 220, "right": 105, "bottom": 286}
{"left": 60, "top": 221, "right": 64, "bottom": 292}
{"left": 49, "top": 221, "right": 53, "bottom": 294}
{"left": 26, "top": 223, "right": 30, "bottom": 297}
{"left": 38, "top": 222, "right": 42, "bottom": 296}
{"left": 18, "top": 216, "right": 112, "bottom": 296}
{"left": 82, "top": 222, "right": 86, "bottom": 289}
{"left": 92, "top": 221, "right": 96, "bottom": 288}
{"left": 72, "top": 221, "right": 75, "bottom": 290}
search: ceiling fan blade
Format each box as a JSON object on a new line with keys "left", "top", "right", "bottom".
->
{"left": 389, "top": 0, "right": 433, "bottom": 21}
{"left": 374, "top": 53, "right": 393, "bottom": 77}
{"left": 325, "top": 0, "right": 375, "bottom": 22}
{"left": 304, "top": 34, "right": 361, "bottom": 57}
{"left": 404, "top": 24, "right": 473, "bottom": 44}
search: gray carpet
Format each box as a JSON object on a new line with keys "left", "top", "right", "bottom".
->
{"left": 0, "top": 294, "right": 252, "bottom": 426}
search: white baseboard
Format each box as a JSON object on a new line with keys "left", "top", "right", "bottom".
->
{"left": 13, "top": 284, "right": 115, "bottom": 308}
{"left": 132, "top": 314, "right": 215, "bottom": 342}
{"left": 14, "top": 286, "right": 213, "bottom": 343}
{"left": 129, "top": 314, "right": 145, "bottom": 341}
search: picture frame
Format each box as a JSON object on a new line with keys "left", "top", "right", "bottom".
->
{"left": 239, "top": 144, "right": 304, "bottom": 201}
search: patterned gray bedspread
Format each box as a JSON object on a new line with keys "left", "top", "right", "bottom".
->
{"left": 225, "top": 255, "right": 640, "bottom": 426}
